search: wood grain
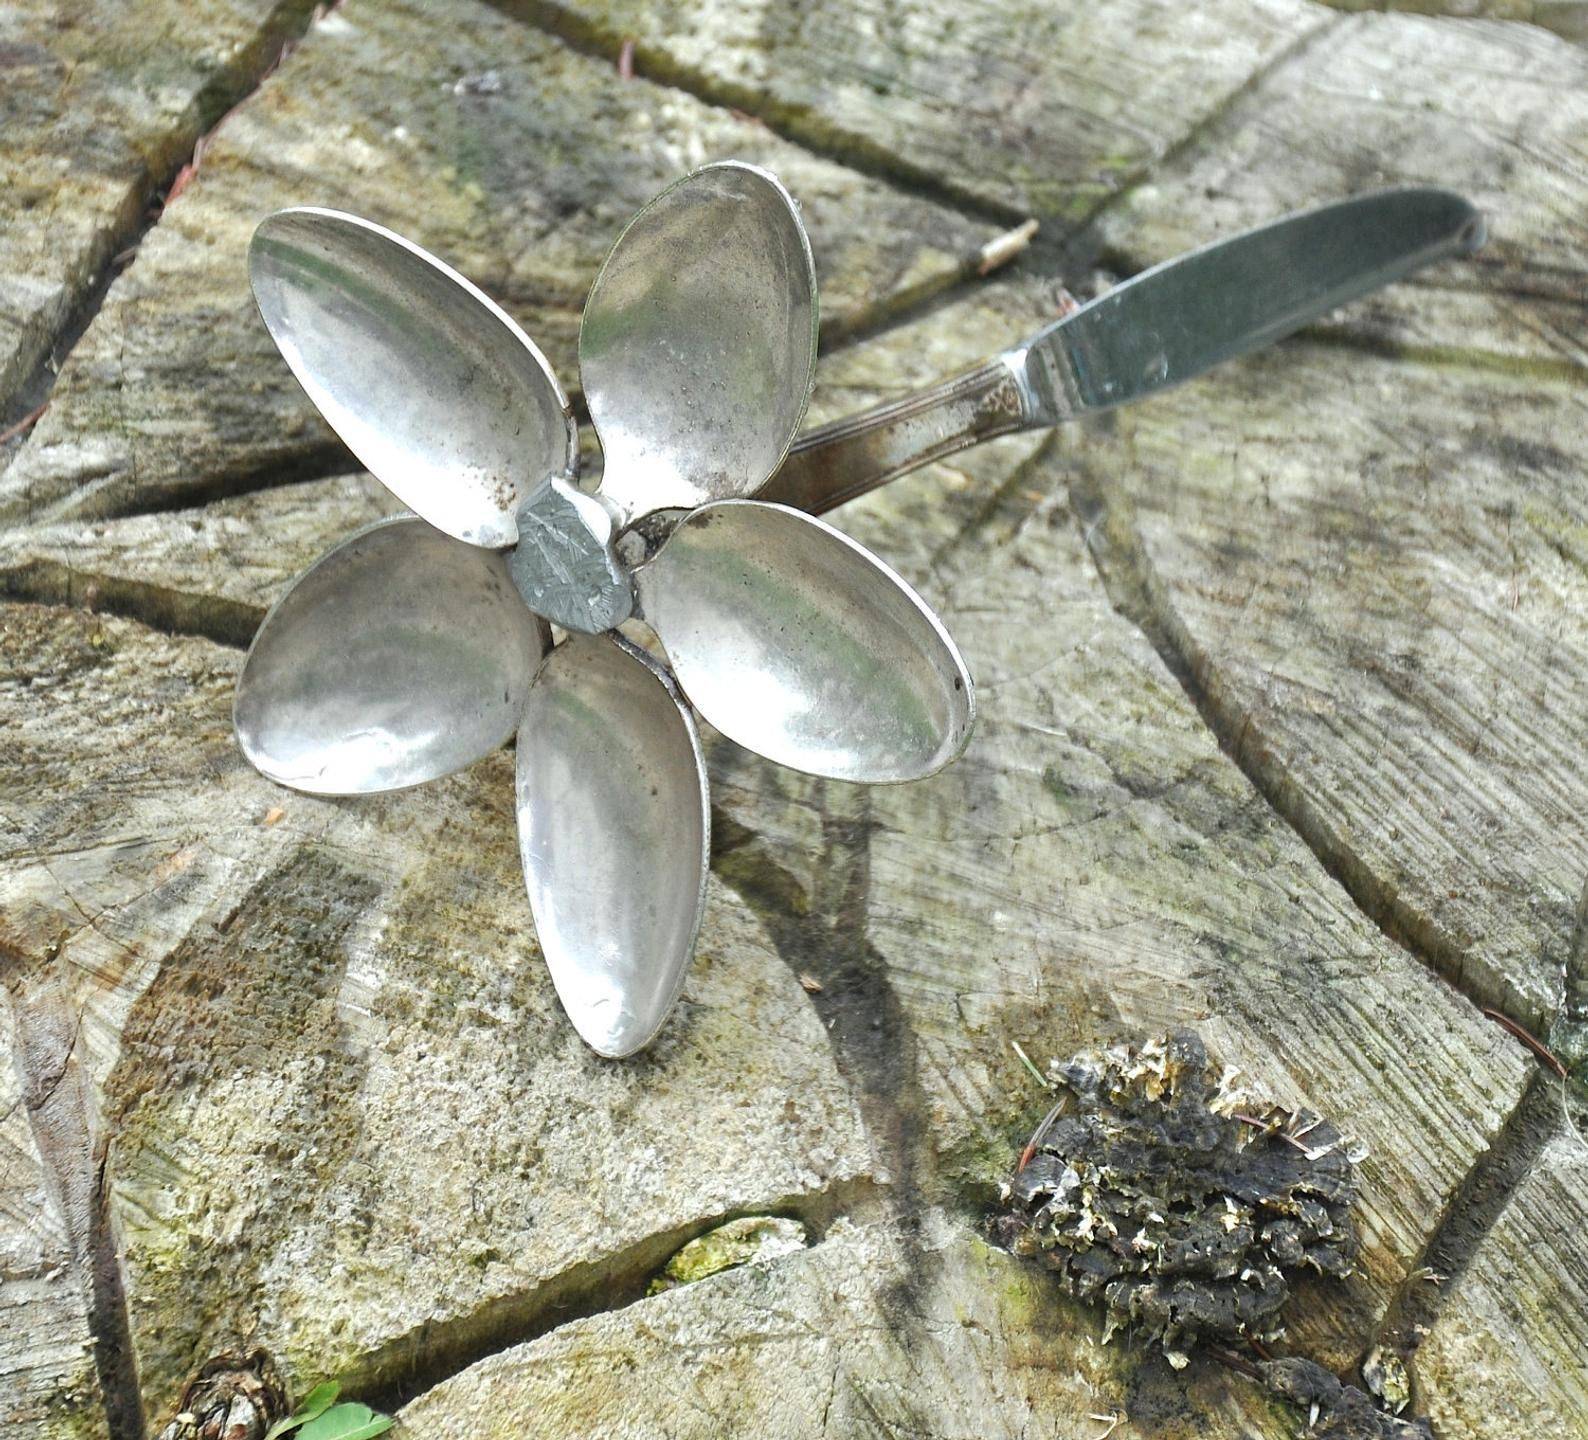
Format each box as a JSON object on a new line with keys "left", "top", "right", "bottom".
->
{"left": 1078, "top": 13, "right": 1588, "bottom": 1035}
{"left": 0, "top": 0, "right": 317, "bottom": 415}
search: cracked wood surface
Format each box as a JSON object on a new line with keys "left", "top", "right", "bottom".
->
{"left": 712, "top": 279, "right": 1531, "bottom": 1374}
{"left": 3, "top": 1, "right": 1587, "bottom": 1438}
{"left": 0, "top": 0, "right": 318, "bottom": 420}
{"left": 1, "top": 979, "right": 109, "bottom": 1440}
{"left": 1417, "top": 1119, "right": 1588, "bottom": 1437}
{"left": 397, "top": 1212, "right": 1304, "bottom": 1439}
{"left": 496, "top": 0, "right": 1330, "bottom": 224}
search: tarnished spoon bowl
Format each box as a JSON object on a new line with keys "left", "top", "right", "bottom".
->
{"left": 235, "top": 517, "right": 548, "bottom": 794}
{"left": 636, "top": 500, "right": 974, "bottom": 783}
{"left": 250, "top": 208, "right": 576, "bottom": 548}
{"left": 579, "top": 162, "right": 818, "bottom": 521}
{"left": 515, "top": 634, "right": 709, "bottom": 1058}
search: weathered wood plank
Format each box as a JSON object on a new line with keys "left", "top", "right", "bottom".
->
{"left": 0, "top": 472, "right": 392, "bottom": 646}
{"left": 1071, "top": 346, "right": 1588, "bottom": 1030}
{"left": 504, "top": 0, "right": 1328, "bottom": 222}
{"left": 0, "top": 601, "right": 874, "bottom": 1430}
{"left": 395, "top": 1213, "right": 1301, "bottom": 1439}
{"left": 1319, "top": 0, "right": 1588, "bottom": 44}
{"left": 1069, "top": 14, "right": 1588, "bottom": 1034}
{"left": 0, "top": 0, "right": 996, "bottom": 530}
{"left": 1416, "top": 1124, "right": 1588, "bottom": 1437}
{"left": 4, "top": 1, "right": 1579, "bottom": 1432}
{"left": 0, "top": 0, "right": 316, "bottom": 416}
{"left": 2, "top": 271, "right": 1537, "bottom": 1427}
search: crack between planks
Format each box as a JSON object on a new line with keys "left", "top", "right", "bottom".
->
{"left": 358, "top": 1172, "right": 887, "bottom": 1416}
{"left": 39, "top": 442, "right": 363, "bottom": 532}
{"left": 480, "top": 0, "right": 1027, "bottom": 228}
{"left": 0, "top": 0, "right": 327, "bottom": 478}
{"left": 3, "top": 226, "right": 1026, "bottom": 535}
{"left": 1, "top": 557, "right": 263, "bottom": 650}
{"left": 1365, "top": 1068, "right": 1569, "bottom": 1406}
{"left": 486, "top": 1, "right": 1346, "bottom": 258}
{"left": 1057, "top": 10, "right": 1347, "bottom": 258}
{"left": 816, "top": 218, "right": 1048, "bottom": 357}
{"left": 1066, "top": 464, "right": 1559, "bottom": 1042}
{"left": 3, "top": 943, "right": 148, "bottom": 1440}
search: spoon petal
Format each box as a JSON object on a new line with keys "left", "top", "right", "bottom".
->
{"left": 515, "top": 633, "right": 709, "bottom": 1057}
{"left": 235, "top": 516, "right": 548, "bottom": 794}
{"left": 580, "top": 162, "right": 817, "bottom": 521}
{"left": 636, "top": 500, "right": 974, "bottom": 783}
{"left": 250, "top": 208, "right": 576, "bottom": 548}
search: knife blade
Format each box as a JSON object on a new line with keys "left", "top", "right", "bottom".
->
{"left": 762, "top": 187, "right": 1484, "bottom": 516}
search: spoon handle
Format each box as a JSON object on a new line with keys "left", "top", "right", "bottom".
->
{"left": 760, "top": 355, "right": 1034, "bottom": 517}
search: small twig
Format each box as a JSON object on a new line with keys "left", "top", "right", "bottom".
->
{"left": 1482, "top": 1007, "right": 1568, "bottom": 1079}
{"left": 163, "top": 134, "right": 209, "bottom": 207}
{"left": 1207, "top": 1345, "right": 1262, "bottom": 1381}
{"left": 1087, "top": 1413, "right": 1123, "bottom": 1440}
{"left": 1234, "top": 1112, "right": 1321, "bottom": 1156}
{"left": 1011, "top": 1039, "right": 1052, "bottom": 1091}
{"left": 0, "top": 400, "right": 49, "bottom": 446}
{"left": 155, "top": 2, "right": 314, "bottom": 217}
{"left": 975, "top": 217, "right": 1039, "bottom": 276}
{"left": 1016, "top": 1093, "right": 1069, "bottom": 1173}
{"left": 617, "top": 37, "right": 636, "bottom": 80}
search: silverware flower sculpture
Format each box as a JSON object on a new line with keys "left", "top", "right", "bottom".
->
{"left": 236, "top": 163, "right": 973, "bottom": 1057}
{"left": 235, "top": 161, "right": 1482, "bottom": 1058}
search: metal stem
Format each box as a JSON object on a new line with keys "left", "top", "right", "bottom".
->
{"left": 759, "top": 355, "right": 1035, "bottom": 517}
{"left": 762, "top": 290, "right": 1080, "bottom": 518}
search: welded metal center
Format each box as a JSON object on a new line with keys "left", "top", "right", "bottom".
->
{"left": 506, "top": 478, "right": 634, "bottom": 634}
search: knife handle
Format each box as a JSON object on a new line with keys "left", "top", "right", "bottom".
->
{"left": 759, "top": 355, "right": 1035, "bottom": 517}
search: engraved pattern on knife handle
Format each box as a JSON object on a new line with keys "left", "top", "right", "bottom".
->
{"left": 762, "top": 355, "right": 1035, "bottom": 517}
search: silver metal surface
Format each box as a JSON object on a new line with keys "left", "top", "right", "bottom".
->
{"left": 636, "top": 500, "right": 974, "bottom": 783}
{"left": 1016, "top": 186, "right": 1484, "bottom": 425}
{"left": 580, "top": 163, "right": 818, "bottom": 523}
{"left": 515, "top": 633, "right": 709, "bottom": 1058}
{"left": 761, "top": 356, "right": 1029, "bottom": 516}
{"left": 250, "top": 207, "right": 576, "bottom": 548}
{"left": 235, "top": 516, "right": 548, "bottom": 794}
{"left": 765, "top": 187, "right": 1484, "bottom": 515}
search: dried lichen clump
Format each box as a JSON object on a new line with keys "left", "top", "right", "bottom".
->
{"left": 1262, "top": 1358, "right": 1433, "bottom": 1440}
{"left": 995, "top": 1030, "right": 1359, "bottom": 1362}
{"left": 154, "top": 1349, "right": 288, "bottom": 1440}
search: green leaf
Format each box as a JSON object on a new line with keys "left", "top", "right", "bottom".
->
{"left": 296, "top": 1402, "right": 395, "bottom": 1440}
{"left": 263, "top": 1382, "right": 342, "bottom": 1440}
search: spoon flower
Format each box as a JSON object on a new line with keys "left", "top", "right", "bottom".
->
{"left": 235, "top": 163, "right": 974, "bottom": 1056}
